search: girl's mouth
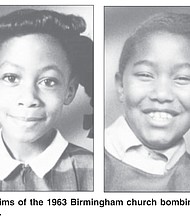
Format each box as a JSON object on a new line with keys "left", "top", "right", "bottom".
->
{"left": 147, "top": 112, "right": 173, "bottom": 121}
{"left": 8, "top": 114, "right": 46, "bottom": 123}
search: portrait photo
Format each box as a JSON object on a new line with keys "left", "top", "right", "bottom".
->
{"left": 105, "top": 6, "right": 190, "bottom": 192}
{"left": 0, "top": 5, "right": 93, "bottom": 191}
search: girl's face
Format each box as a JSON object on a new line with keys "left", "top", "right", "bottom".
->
{"left": 0, "top": 34, "right": 76, "bottom": 144}
{"left": 116, "top": 32, "right": 190, "bottom": 150}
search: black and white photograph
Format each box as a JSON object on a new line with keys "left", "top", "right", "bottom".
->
{"left": 3, "top": 1, "right": 190, "bottom": 219}
{"left": 105, "top": 6, "right": 190, "bottom": 191}
{"left": 0, "top": 5, "right": 93, "bottom": 191}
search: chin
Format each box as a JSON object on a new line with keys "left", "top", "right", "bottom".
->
{"left": 8, "top": 131, "right": 43, "bottom": 143}
{"left": 140, "top": 128, "right": 180, "bottom": 148}
{"left": 143, "top": 137, "right": 179, "bottom": 150}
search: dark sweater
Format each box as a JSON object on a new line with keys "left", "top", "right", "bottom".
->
{"left": 105, "top": 149, "right": 190, "bottom": 192}
{"left": 0, "top": 143, "right": 93, "bottom": 191}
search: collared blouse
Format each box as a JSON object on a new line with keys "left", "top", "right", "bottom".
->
{"left": 0, "top": 131, "right": 93, "bottom": 191}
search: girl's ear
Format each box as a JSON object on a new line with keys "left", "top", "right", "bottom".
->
{"left": 115, "top": 72, "right": 125, "bottom": 103}
{"left": 64, "top": 78, "right": 78, "bottom": 105}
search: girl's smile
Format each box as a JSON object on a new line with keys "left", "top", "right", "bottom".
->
{"left": 0, "top": 34, "right": 76, "bottom": 146}
{"left": 116, "top": 32, "right": 190, "bottom": 150}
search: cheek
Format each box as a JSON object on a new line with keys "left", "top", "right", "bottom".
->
{"left": 0, "top": 86, "right": 14, "bottom": 101}
{"left": 44, "top": 95, "right": 64, "bottom": 114}
{"left": 42, "top": 91, "right": 69, "bottom": 123}
{"left": 123, "top": 82, "right": 147, "bottom": 109}
{"left": 0, "top": 91, "right": 14, "bottom": 111}
{"left": 177, "top": 91, "right": 190, "bottom": 113}
{"left": 175, "top": 89, "right": 190, "bottom": 112}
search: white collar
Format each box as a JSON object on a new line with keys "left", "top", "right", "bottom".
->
{"left": 105, "top": 116, "right": 142, "bottom": 159}
{"left": 105, "top": 116, "right": 186, "bottom": 174}
{"left": 0, "top": 130, "right": 68, "bottom": 180}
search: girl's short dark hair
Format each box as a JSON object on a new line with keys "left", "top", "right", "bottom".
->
{"left": 119, "top": 12, "right": 190, "bottom": 75}
{"left": 0, "top": 8, "right": 93, "bottom": 99}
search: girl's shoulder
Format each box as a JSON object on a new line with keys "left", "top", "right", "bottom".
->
{"left": 58, "top": 143, "right": 93, "bottom": 169}
{"left": 65, "top": 143, "right": 93, "bottom": 157}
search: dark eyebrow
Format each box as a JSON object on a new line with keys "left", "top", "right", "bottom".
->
{"left": 0, "top": 61, "right": 24, "bottom": 70}
{"left": 40, "top": 65, "right": 63, "bottom": 76}
{"left": 133, "top": 60, "right": 156, "bottom": 68}
{"left": 173, "top": 63, "right": 190, "bottom": 71}
{"left": 0, "top": 62, "right": 65, "bottom": 78}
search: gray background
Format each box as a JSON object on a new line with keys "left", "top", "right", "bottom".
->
{"left": 0, "top": 5, "right": 93, "bottom": 151}
{"left": 105, "top": 7, "right": 190, "bottom": 147}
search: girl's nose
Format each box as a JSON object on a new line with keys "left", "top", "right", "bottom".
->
{"left": 17, "top": 85, "right": 42, "bottom": 108}
{"left": 149, "top": 78, "right": 174, "bottom": 103}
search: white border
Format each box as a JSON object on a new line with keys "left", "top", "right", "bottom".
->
{"left": 0, "top": 0, "right": 190, "bottom": 219}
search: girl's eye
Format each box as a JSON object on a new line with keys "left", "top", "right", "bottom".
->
{"left": 134, "top": 71, "right": 154, "bottom": 81}
{"left": 175, "top": 76, "right": 190, "bottom": 85}
{"left": 39, "top": 78, "right": 58, "bottom": 88}
{"left": 2, "top": 74, "right": 19, "bottom": 84}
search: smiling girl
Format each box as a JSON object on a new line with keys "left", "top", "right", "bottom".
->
{"left": 105, "top": 12, "right": 190, "bottom": 191}
{"left": 0, "top": 8, "right": 93, "bottom": 191}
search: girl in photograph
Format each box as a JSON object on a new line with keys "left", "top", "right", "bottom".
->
{"left": 0, "top": 8, "right": 93, "bottom": 191}
{"left": 105, "top": 12, "right": 190, "bottom": 191}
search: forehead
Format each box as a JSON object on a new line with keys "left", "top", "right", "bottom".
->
{"left": 0, "top": 33, "right": 66, "bottom": 58}
{"left": 0, "top": 34, "right": 71, "bottom": 77}
{"left": 134, "top": 32, "right": 190, "bottom": 57}
{"left": 125, "top": 32, "right": 190, "bottom": 66}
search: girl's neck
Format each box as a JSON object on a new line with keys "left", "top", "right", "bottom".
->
{"left": 1, "top": 129, "right": 56, "bottom": 162}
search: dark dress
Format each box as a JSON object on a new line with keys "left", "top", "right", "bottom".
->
{"left": 0, "top": 143, "right": 93, "bottom": 191}
{"left": 105, "top": 149, "right": 190, "bottom": 192}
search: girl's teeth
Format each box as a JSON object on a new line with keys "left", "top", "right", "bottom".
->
{"left": 148, "top": 112, "right": 173, "bottom": 120}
